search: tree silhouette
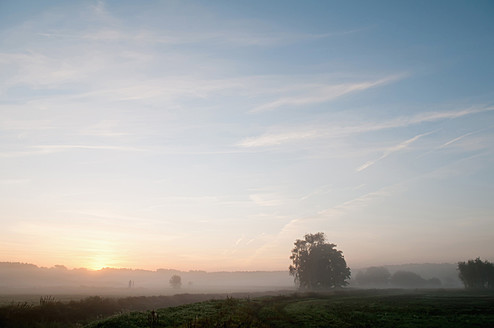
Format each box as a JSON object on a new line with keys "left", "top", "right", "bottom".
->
{"left": 169, "top": 274, "right": 182, "bottom": 289}
{"left": 390, "top": 271, "right": 442, "bottom": 288}
{"left": 458, "top": 258, "right": 494, "bottom": 289}
{"left": 390, "top": 271, "right": 426, "bottom": 288}
{"left": 289, "top": 232, "right": 350, "bottom": 289}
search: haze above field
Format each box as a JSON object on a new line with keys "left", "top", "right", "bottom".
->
{"left": 0, "top": 261, "right": 462, "bottom": 299}
{"left": 1, "top": 1, "right": 493, "bottom": 272}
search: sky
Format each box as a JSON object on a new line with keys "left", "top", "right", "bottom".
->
{"left": 1, "top": 0, "right": 493, "bottom": 272}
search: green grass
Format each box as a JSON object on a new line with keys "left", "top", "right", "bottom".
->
{"left": 85, "top": 290, "right": 494, "bottom": 328}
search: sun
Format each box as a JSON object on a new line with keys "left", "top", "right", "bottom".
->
{"left": 79, "top": 240, "right": 121, "bottom": 270}
{"left": 85, "top": 254, "right": 115, "bottom": 271}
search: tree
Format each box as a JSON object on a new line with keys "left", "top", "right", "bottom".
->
{"left": 289, "top": 232, "right": 350, "bottom": 289}
{"left": 389, "top": 271, "right": 442, "bottom": 288}
{"left": 355, "top": 266, "right": 391, "bottom": 287}
{"left": 390, "top": 271, "right": 426, "bottom": 288}
{"left": 427, "top": 277, "right": 442, "bottom": 287}
{"left": 169, "top": 274, "right": 182, "bottom": 289}
{"left": 458, "top": 258, "right": 494, "bottom": 289}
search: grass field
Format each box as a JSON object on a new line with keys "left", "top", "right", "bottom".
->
{"left": 1, "top": 289, "right": 493, "bottom": 327}
{"left": 87, "top": 289, "right": 494, "bottom": 328}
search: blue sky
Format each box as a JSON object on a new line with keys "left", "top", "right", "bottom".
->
{"left": 1, "top": 0, "right": 493, "bottom": 271}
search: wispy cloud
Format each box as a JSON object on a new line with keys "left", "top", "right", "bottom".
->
{"left": 81, "top": 28, "right": 341, "bottom": 47}
{"left": 0, "top": 145, "right": 146, "bottom": 158}
{"left": 249, "top": 193, "right": 284, "bottom": 207}
{"left": 357, "top": 132, "right": 433, "bottom": 172}
{"left": 0, "top": 52, "right": 84, "bottom": 88}
{"left": 438, "top": 132, "right": 475, "bottom": 149}
{"left": 33, "top": 144, "right": 145, "bottom": 151}
{"left": 250, "top": 75, "right": 404, "bottom": 112}
{"left": 353, "top": 105, "right": 494, "bottom": 134}
{"left": 319, "top": 187, "right": 395, "bottom": 216}
{"left": 238, "top": 105, "right": 494, "bottom": 148}
{"left": 407, "top": 106, "right": 494, "bottom": 123}
{"left": 299, "top": 184, "right": 332, "bottom": 201}
{"left": 36, "top": 1, "right": 365, "bottom": 49}
{"left": 79, "top": 120, "right": 129, "bottom": 137}
{"left": 238, "top": 130, "right": 321, "bottom": 147}
{"left": 417, "top": 127, "right": 491, "bottom": 159}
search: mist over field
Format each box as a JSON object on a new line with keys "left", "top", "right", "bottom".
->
{"left": 0, "top": 261, "right": 464, "bottom": 304}
{"left": 0, "top": 262, "right": 293, "bottom": 297}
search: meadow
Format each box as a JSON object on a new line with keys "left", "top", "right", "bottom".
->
{"left": 1, "top": 289, "right": 493, "bottom": 327}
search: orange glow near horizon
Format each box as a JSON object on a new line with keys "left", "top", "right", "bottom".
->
{"left": 84, "top": 255, "right": 113, "bottom": 271}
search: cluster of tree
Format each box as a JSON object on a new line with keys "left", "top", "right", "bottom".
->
{"left": 288, "top": 232, "right": 446, "bottom": 290}
{"left": 289, "top": 232, "right": 351, "bottom": 289}
{"left": 354, "top": 267, "right": 391, "bottom": 288}
{"left": 354, "top": 267, "right": 441, "bottom": 288}
{"left": 152, "top": 256, "right": 494, "bottom": 291}
{"left": 458, "top": 258, "right": 494, "bottom": 289}
{"left": 382, "top": 263, "right": 461, "bottom": 287}
{"left": 289, "top": 232, "right": 470, "bottom": 290}
{"left": 390, "top": 271, "right": 441, "bottom": 288}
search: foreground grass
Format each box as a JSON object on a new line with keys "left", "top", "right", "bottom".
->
{"left": 0, "top": 293, "right": 259, "bottom": 328}
{"left": 86, "top": 289, "right": 494, "bottom": 328}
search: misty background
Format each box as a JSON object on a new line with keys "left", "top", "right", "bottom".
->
{"left": 0, "top": 261, "right": 462, "bottom": 302}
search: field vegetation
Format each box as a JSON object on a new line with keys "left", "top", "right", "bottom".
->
{"left": 0, "top": 292, "right": 262, "bottom": 328}
{"left": 1, "top": 289, "right": 493, "bottom": 328}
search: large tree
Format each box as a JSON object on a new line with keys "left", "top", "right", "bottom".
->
{"left": 289, "top": 232, "right": 351, "bottom": 289}
{"left": 458, "top": 258, "right": 494, "bottom": 289}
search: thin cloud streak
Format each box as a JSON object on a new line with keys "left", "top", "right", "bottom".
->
{"left": 82, "top": 29, "right": 337, "bottom": 47}
{"left": 33, "top": 145, "right": 147, "bottom": 152}
{"left": 417, "top": 128, "right": 490, "bottom": 159}
{"left": 238, "top": 105, "right": 494, "bottom": 148}
{"left": 238, "top": 130, "right": 321, "bottom": 148}
{"left": 0, "top": 145, "right": 147, "bottom": 158}
{"left": 34, "top": 0, "right": 367, "bottom": 49}
{"left": 320, "top": 187, "right": 394, "bottom": 215}
{"left": 53, "top": 6, "right": 367, "bottom": 48}
{"left": 438, "top": 132, "right": 475, "bottom": 149}
{"left": 408, "top": 106, "right": 494, "bottom": 123}
{"left": 357, "top": 132, "right": 433, "bottom": 172}
{"left": 250, "top": 75, "right": 405, "bottom": 113}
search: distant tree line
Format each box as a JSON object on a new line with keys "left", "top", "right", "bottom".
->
{"left": 288, "top": 233, "right": 494, "bottom": 292}
{"left": 288, "top": 233, "right": 449, "bottom": 290}
{"left": 355, "top": 267, "right": 441, "bottom": 288}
